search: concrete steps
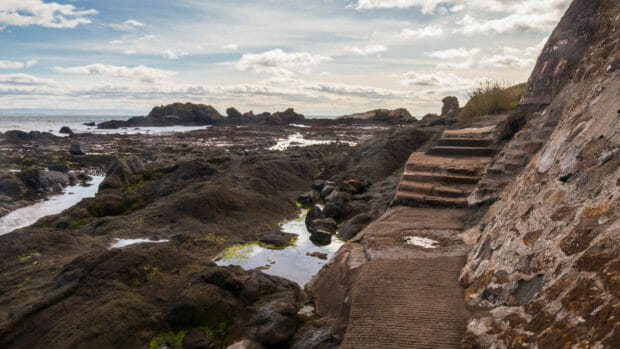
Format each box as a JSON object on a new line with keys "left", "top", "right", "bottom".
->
{"left": 427, "top": 146, "right": 498, "bottom": 157}
{"left": 395, "top": 126, "right": 496, "bottom": 208}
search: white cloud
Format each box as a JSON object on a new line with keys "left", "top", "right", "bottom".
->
{"left": 0, "top": 0, "right": 97, "bottom": 29}
{"left": 109, "top": 40, "right": 123, "bottom": 45}
{"left": 477, "top": 38, "right": 546, "bottom": 69}
{"left": 351, "top": 0, "right": 443, "bottom": 14}
{"left": 236, "top": 49, "right": 332, "bottom": 76}
{"left": 346, "top": 45, "right": 388, "bottom": 55}
{"left": 163, "top": 50, "right": 188, "bottom": 60}
{"left": 457, "top": 12, "right": 561, "bottom": 35}
{"left": 225, "top": 43, "right": 239, "bottom": 50}
{"left": 109, "top": 19, "right": 145, "bottom": 31}
{"left": 54, "top": 64, "right": 176, "bottom": 83}
{"left": 427, "top": 47, "right": 480, "bottom": 59}
{"left": 0, "top": 59, "right": 37, "bottom": 69}
{"left": 399, "top": 25, "right": 443, "bottom": 39}
{"left": 400, "top": 71, "right": 481, "bottom": 89}
{"left": 304, "top": 82, "right": 400, "bottom": 98}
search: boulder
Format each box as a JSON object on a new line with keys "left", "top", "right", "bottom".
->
{"left": 226, "top": 107, "right": 243, "bottom": 119}
{"left": 320, "top": 185, "right": 334, "bottom": 197}
{"left": 59, "top": 126, "right": 74, "bottom": 135}
{"left": 440, "top": 96, "right": 460, "bottom": 118}
{"left": 69, "top": 143, "right": 85, "bottom": 155}
{"left": 306, "top": 251, "right": 328, "bottom": 260}
{"left": 311, "top": 179, "right": 325, "bottom": 191}
{"left": 182, "top": 328, "right": 213, "bottom": 349}
{"left": 309, "top": 218, "right": 337, "bottom": 244}
{"left": 297, "top": 190, "right": 319, "bottom": 205}
{"left": 226, "top": 339, "right": 265, "bottom": 349}
{"left": 338, "top": 213, "right": 374, "bottom": 240}
{"left": 0, "top": 175, "right": 23, "bottom": 197}
{"left": 258, "top": 230, "right": 297, "bottom": 248}
{"left": 250, "top": 300, "right": 298, "bottom": 346}
{"left": 83, "top": 122, "right": 96, "bottom": 127}
{"left": 18, "top": 169, "right": 69, "bottom": 194}
{"left": 48, "top": 163, "right": 70, "bottom": 173}
{"left": 305, "top": 206, "right": 324, "bottom": 232}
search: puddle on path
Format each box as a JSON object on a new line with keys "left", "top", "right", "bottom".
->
{"left": 404, "top": 236, "right": 438, "bottom": 249}
{"left": 216, "top": 209, "right": 344, "bottom": 286}
{"left": 0, "top": 176, "right": 104, "bottom": 235}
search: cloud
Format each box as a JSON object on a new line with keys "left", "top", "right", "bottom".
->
{"left": 477, "top": 38, "right": 546, "bottom": 69}
{"left": 456, "top": 12, "right": 561, "bottom": 35}
{"left": 236, "top": 49, "right": 332, "bottom": 76}
{"left": 0, "top": 0, "right": 97, "bottom": 29}
{"left": 109, "top": 19, "right": 145, "bottom": 31}
{"left": 0, "top": 59, "right": 37, "bottom": 69}
{"left": 351, "top": 0, "right": 444, "bottom": 14}
{"left": 163, "top": 50, "right": 188, "bottom": 60}
{"left": 225, "top": 43, "right": 239, "bottom": 50}
{"left": 399, "top": 25, "right": 443, "bottom": 39}
{"left": 0, "top": 73, "right": 54, "bottom": 86}
{"left": 346, "top": 45, "right": 387, "bottom": 55}
{"left": 54, "top": 64, "right": 176, "bottom": 83}
{"left": 400, "top": 71, "right": 481, "bottom": 89}
{"left": 427, "top": 47, "right": 480, "bottom": 59}
{"left": 304, "top": 82, "right": 400, "bottom": 98}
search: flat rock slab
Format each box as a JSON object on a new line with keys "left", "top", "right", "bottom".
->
{"left": 341, "top": 256, "right": 471, "bottom": 348}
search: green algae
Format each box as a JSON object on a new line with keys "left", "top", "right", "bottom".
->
{"left": 149, "top": 330, "right": 187, "bottom": 349}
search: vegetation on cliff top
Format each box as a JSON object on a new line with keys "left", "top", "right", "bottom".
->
{"left": 456, "top": 81, "right": 526, "bottom": 121}
{"left": 147, "top": 102, "right": 223, "bottom": 121}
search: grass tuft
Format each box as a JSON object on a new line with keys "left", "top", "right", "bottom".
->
{"left": 456, "top": 81, "right": 525, "bottom": 121}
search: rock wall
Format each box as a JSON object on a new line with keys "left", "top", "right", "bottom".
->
{"left": 460, "top": 0, "right": 619, "bottom": 347}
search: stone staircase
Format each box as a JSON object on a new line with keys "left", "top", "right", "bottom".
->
{"left": 395, "top": 127, "right": 496, "bottom": 208}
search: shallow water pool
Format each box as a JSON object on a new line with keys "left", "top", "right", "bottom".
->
{"left": 215, "top": 209, "right": 344, "bottom": 286}
{"left": 0, "top": 176, "right": 104, "bottom": 235}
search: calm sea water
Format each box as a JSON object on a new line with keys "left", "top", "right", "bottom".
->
{"left": 0, "top": 114, "right": 209, "bottom": 136}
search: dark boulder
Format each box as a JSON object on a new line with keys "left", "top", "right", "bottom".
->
{"left": 226, "top": 107, "right": 243, "bottom": 119}
{"left": 48, "top": 163, "right": 70, "bottom": 173}
{"left": 258, "top": 230, "right": 297, "bottom": 248}
{"left": 250, "top": 300, "right": 298, "bottom": 347}
{"left": 338, "top": 213, "right": 374, "bottom": 240}
{"left": 311, "top": 179, "right": 325, "bottom": 191}
{"left": 0, "top": 175, "right": 23, "bottom": 197}
{"left": 59, "top": 126, "right": 74, "bottom": 135}
{"left": 182, "top": 328, "right": 213, "bottom": 349}
{"left": 100, "top": 156, "right": 145, "bottom": 189}
{"left": 306, "top": 251, "right": 328, "bottom": 260}
{"left": 69, "top": 143, "right": 85, "bottom": 155}
{"left": 18, "top": 169, "right": 69, "bottom": 194}
{"left": 320, "top": 185, "right": 334, "bottom": 197}
{"left": 305, "top": 206, "right": 324, "bottom": 232}
{"left": 297, "top": 190, "right": 319, "bottom": 205}
{"left": 83, "top": 122, "right": 96, "bottom": 127}
{"left": 440, "top": 96, "right": 460, "bottom": 118}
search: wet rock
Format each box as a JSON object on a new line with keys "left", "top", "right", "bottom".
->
{"left": 182, "top": 328, "right": 213, "bottom": 349}
{"left": 47, "top": 163, "right": 70, "bottom": 173}
{"left": 18, "top": 169, "right": 69, "bottom": 194}
{"left": 338, "top": 213, "right": 374, "bottom": 240}
{"left": 69, "top": 143, "right": 85, "bottom": 155}
{"left": 322, "top": 203, "right": 342, "bottom": 220}
{"left": 338, "top": 181, "right": 357, "bottom": 194}
{"left": 297, "top": 190, "right": 319, "bottom": 205}
{"left": 59, "top": 126, "right": 74, "bottom": 135}
{"left": 309, "top": 218, "right": 337, "bottom": 244}
{"left": 0, "top": 175, "right": 23, "bottom": 197}
{"left": 100, "top": 156, "right": 145, "bottom": 189}
{"left": 83, "top": 122, "right": 96, "bottom": 127}
{"left": 311, "top": 179, "right": 325, "bottom": 191}
{"left": 306, "top": 251, "right": 328, "bottom": 260}
{"left": 305, "top": 206, "right": 324, "bottom": 232}
{"left": 226, "top": 339, "right": 264, "bottom": 349}
{"left": 320, "top": 185, "right": 334, "bottom": 197}
{"left": 258, "top": 230, "right": 297, "bottom": 248}
{"left": 250, "top": 299, "right": 298, "bottom": 346}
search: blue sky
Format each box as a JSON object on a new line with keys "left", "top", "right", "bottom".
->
{"left": 0, "top": 0, "right": 570, "bottom": 116}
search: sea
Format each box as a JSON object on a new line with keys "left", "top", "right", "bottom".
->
{"left": 0, "top": 114, "right": 210, "bottom": 136}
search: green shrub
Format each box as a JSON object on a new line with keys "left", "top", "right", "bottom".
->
{"left": 456, "top": 81, "right": 525, "bottom": 120}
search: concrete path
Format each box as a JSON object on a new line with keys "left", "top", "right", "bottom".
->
{"left": 340, "top": 127, "right": 495, "bottom": 348}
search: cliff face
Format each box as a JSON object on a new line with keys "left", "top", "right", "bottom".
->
{"left": 460, "top": 0, "right": 619, "bottom": 347}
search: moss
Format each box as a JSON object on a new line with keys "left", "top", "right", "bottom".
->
{"left": 217, "top": 243, "right": 255, "bottom": 260}
{"left": 143, "top": 265, "right": 161, "bottom": 282}
{"left": 201, "top": 321, "right": 230, "bottom": 339}
{"left": 149, "top": 330, "right": 187, "bottom": 349}
{"left": 14, "top": 276, "right": 31, "bottom": 289}
{"left": 87, "top": 196, "right": 145, "bottom": 217}
{"left": 67, "top": 216, "right": 97, "bottom": 229}
{"left": 18, "top": 251, "right": 40, "bottom": 262}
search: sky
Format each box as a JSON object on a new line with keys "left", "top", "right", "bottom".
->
{"left": 0, "top": 0, "right": 571, "bottom": 116}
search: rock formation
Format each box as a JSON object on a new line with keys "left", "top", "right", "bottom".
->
{"left": 440, "top": 96, "right": 460, "bottom": 118}
{"left": 460, "top": 0, "right": 619, "bottom": 347}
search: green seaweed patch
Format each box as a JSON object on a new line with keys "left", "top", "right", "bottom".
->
{"left": 257, "top": 235, "right": 298, "bottom": 250}
{"left": 149, "top": 330, "right": 187, "bottom": 349}
{"left": 18, "top": 251, "right": 40, "bottom": 262}
{"left": 217, "top": 243, "right": 256, "bottom": 260}
{"left": 201, "top": 321, "right": 230, "bottom": 339}
{"left": 66, "top": 216, "right": 97, "bottom": 229}
{"left": 13, "top": 276, "right": 31, "bottom": 289}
